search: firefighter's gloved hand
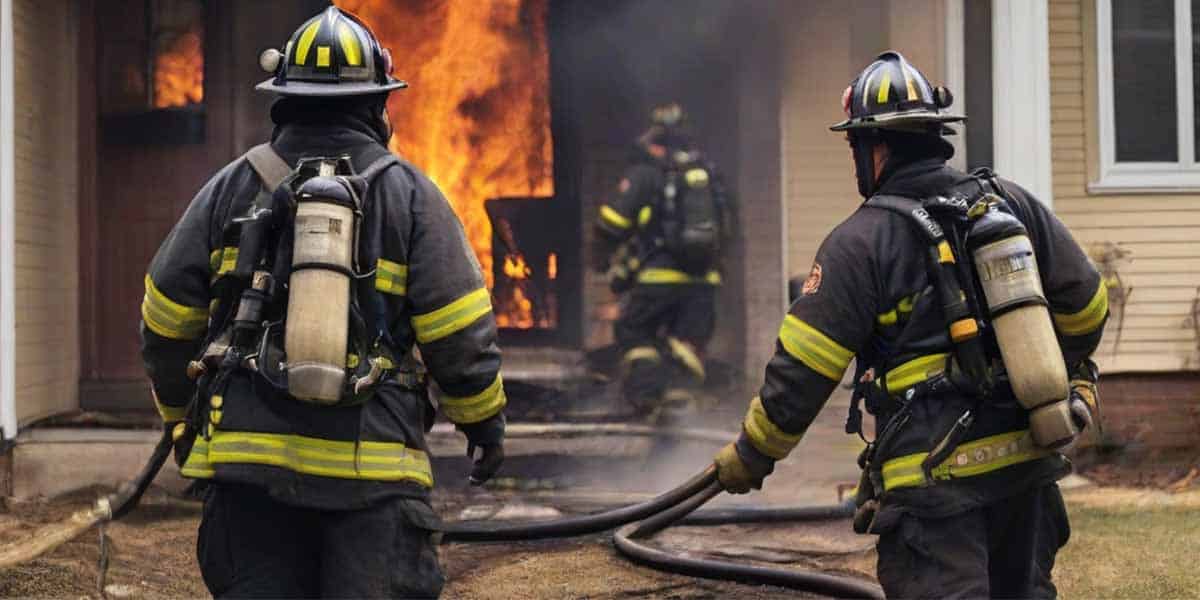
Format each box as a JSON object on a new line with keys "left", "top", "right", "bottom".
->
{"left": 1069, "top": 380, "right": 1098, "bottom": 432}
{"left": 714, "top": 438, "right": 775, "bottom": 494}
{"left": 458, "top": 413, "right": 506, "bottom": 486}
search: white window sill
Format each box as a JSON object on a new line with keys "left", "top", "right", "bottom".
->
{"left": 1089, "top": 167, "right": 1200, "bottom": 194}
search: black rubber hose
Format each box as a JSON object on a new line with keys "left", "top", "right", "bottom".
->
{"left": 107, "top": 428, "right": 175, "bottom": 520}
{"left": 613, "top": 522, "right": 884, "bottom": 599}
{"left": 440, "top": 466, "right": 718, "bottom": 543}
{"left": 626, "top": 480, "right": 723, "bottom": 539}
{"left": 680, "top": 500, "right": 855, "bottom": 526}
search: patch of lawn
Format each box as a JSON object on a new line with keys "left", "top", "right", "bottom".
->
{"left": 1055, "top": 500, "right": 1200, "bottom": 599}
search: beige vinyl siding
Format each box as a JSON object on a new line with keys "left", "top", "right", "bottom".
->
{"left": 782, "top": 0, "right": 949, "bottom": 282}
{"left": 13, "top": 0, "right": 80, "bottom": 424}
{"left": 1050, "top": 0, "right": 1200, "bottom": 373}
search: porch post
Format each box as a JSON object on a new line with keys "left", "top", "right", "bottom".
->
{"left": 992, "top": 0, "right": 1054, "bottom": 206}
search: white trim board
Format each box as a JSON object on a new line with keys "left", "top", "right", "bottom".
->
{"left": 0, "top": 0, "right": 16, "bottom": 441}
{"left": 992, "top": 0, "right": 1054, "bottom": 207}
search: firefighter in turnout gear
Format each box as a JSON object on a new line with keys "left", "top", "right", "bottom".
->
{"left": 140, "top": 7, "right": 505, "bottom": 597}
{"left": 594, "top": 103, "right": 729, "bottom": 423}
{"left": 713, "top": 52, "right": 1107, "bottom": 598}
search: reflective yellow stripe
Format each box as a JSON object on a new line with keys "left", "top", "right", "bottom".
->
{"left": 600, "top": 205, "right": 632, "bottom": 230}
{"left": 623, "top": 346, "right": 661, "bottom": 364}
{"left": 637, "top": 205, "right": 653, "bottom": 227}
{"left": 412, "top": 288, "right": 492, "bottom": 344}
{"left": 316, "top": 46, "right": 332, "bottom": 67}
{"left": 152, "top": 389, "right": 188, "bottom": 422}
{"left": 877, "top": 72, "right": 892, "bottom": 103}
{"left": 441, "top": 375, "right": 507, "bottom": 424}
{"left": 209, "top": 247, "right": 238, "bottom": 281}
{"left": 142, "top": 275, "right": 208, "bottom": 340}
{"left": 636, "top": 268, "right": 722, "bottom": 285}
{"left": 294, "top": 19, "right": 322, "bottom": 66}
{"left": 881, "top": 353, "right": 950, "bottom": 394}
{"left": 179, "top": 431, "right": 433, "bottom": 486}
{"left": 375, "top": 258, "right": 408, "bottom": 296}
{"left": 1053, "top": 283, "right": 1109, "bottom": 336}
{"left": 937, "top": 240, "right": 955, "bottom": 264}
{"left": 881, "top": 430, "right": 1050, "bottom": 492}
{"left": 337, "top": 22, "right": 362, "bottom": 66}
{"left": 777, "top": 315, "right": 853, "bottom": 381}
{"left": 742, "top": 396, "right": 801, "bottom": 460}
{"left": 667, "top": 337, "right": 706, "bottom": 381}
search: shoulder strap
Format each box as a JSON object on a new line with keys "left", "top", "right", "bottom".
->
{"left": 864, "top": 194, "right": 945, "bottom": 244}
{"left": 244, "top": 143, "right": 292, "bottom": 193}
{"left": 358, "top": 153, "right": 401, "bottom": 183}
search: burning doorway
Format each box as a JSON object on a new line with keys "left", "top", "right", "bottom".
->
{"left": 332, "top": 0, "right": 565, "bottom": 338}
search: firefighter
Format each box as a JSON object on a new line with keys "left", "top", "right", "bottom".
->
{"left": 593, "top": 103, "right": 730, "bottom": 423}
{"left": 713, "top": 51, "right": 1107, "bottom": 598}
{"left": 140, "top": 7, "right": 505, "bottom": 598}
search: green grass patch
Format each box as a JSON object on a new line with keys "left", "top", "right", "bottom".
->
{"left": 1055, "top": 502, "right": 1200, "bottom": 599}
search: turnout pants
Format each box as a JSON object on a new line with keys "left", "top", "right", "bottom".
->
{"left": 875, "top": 483, "right": 1070, "bottom": 599}
{"left": 198, "top": 482, "right": 444, "bottom": 599}
{"left": 614, "top": 283, "right": 716, "bottom": 418}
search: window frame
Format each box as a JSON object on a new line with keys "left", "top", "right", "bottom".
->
{"left": 1095, "top": 0, "right": 1200, "bottom": 191}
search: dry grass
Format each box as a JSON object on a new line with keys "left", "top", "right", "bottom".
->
{"left": 1055, "top": 488, "right": 1200, "bottom": 599}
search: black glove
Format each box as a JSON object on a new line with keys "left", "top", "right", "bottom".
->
{"left": 458, "top": 413, "right": 506, "bottom": 486}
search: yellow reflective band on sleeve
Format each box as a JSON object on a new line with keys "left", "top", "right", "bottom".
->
{"left": 412, "top": 288, "right": 493, "bottom": 344}
{"left": 375, "top": 259, "right": 408, "bottom": 296}
{"left": 777, "top": 315, "right": 853, "bottom": 381}
{"left": 636, "top": 268, "right": 722, "bottom": 285}
{"left": 142, "top": 275, "right": 209, "bottom": 341}
{"left": 880, "top": 429, "right": 1050, "bottom": 492}
{"left": 600, "top": 205, "right": 633, "bottom": 230}
{"left": 667, "top": 337, "right": 706, "bottom": 381}
{"left": 880, "top": 353, "right": 950, "bottom": 394}
{"left": 1053, "top": 283, "right": 1109, "bottom": 336}
{"left": 152, "top": 388, "right": 188, "bottom": 422}
{"left": 742, "top": 396, "right": 802, "bottom": 460}
{"left": 441, "top": 375, "right": 507, "bottom": 424}
{"left": 179, "top": 431, "right": 433, "bottom": 486}
{"left": 638, "top": 205, "right": 653, "bottom": 227}
{"left": 337, "top": 23, "right": 362, "bottom": 66}
{"left": 295, "top": 19, "right": 321, "bottom": 66}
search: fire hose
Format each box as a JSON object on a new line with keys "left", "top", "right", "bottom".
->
{"left": 0, "top": 423, "right": 883, "bottom": 599}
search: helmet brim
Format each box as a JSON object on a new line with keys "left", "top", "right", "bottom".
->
{"left": 255, "top": 78, "right": 408, "bottom": 97}
{"left": 830, "top": 109, "right": 966, "bottom": 132}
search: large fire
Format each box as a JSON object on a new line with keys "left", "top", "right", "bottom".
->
{"left": 333, "top": 0, "right": 555, "bottom": 328}
{"left": 154, "top": 24, "right": 204, "bottom": 108}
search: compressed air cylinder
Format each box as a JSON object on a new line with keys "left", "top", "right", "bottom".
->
{"left": 968, "top": 208, "right": 1074, "bottom": 448}
{"left": 284, "top": 176, "right": 356, "bottom": 404}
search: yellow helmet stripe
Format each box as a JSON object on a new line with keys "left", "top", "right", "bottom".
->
{"left": 295, "top": 19, "right": 322, "bottom": 66}
{"left": 876, "top": 72, "right": 892, "bottom": 104}
{"left": 316, "top": 46, "right": 332, "bottom": 67}
{"left": 338, "top": 23, "right": 363, "bottom": 67}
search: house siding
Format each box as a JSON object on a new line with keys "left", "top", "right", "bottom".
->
{"left": 13, "top": 0, "right": 80, "bottom": 424}
{"left": 1050, "top": 0, "right": 1200, "bottom": 373}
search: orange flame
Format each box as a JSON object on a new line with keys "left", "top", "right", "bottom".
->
{"left": 332, "top": 0, "right": 554, "bottom": 306}
{"left": 153, "top": 24, "right": 204, "bottom": 108}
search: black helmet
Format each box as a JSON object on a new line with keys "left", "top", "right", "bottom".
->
{"left": 830, "top": 51, "right": 962, "bottom": 133}
{"left": 256, "top": 6, "right": 407, "bottom": 97}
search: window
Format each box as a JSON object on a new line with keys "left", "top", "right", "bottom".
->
{"left": 99, "top": 0, "right": 205, "bottom": 145}
{"left": 1096, "top": 0, "right": 1200, "bottom": 189}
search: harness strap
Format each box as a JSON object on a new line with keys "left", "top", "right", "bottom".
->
{"left": 244, "top": 144, "right": 292, "bottom": 193}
